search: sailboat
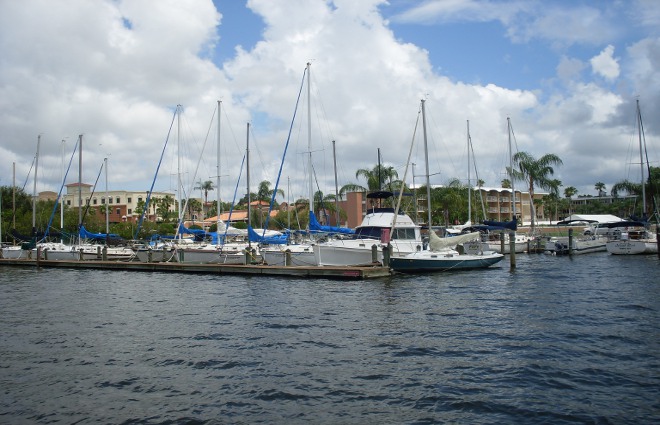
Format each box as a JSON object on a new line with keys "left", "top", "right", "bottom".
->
{"left": 173, "top": 102, "right": 256, "bottom": 265}
{"left": 484, "top": 117, "right": 534, "bottom": 253}
{"left": 2, "top": 137, "right": 41, "bottom": 259}
{"left": 39, "top": 135, "right": 134, "bottom": 261}
{"left": 606, "top": 100, "right": 658, "bottom": 255}
{"left": 260, "top": 62, "right": 337, "bottom": 267}
{"left": 389, "top": 100, "right": 503, "bottom": 273}
{"left": 313, "top": 101, "right": 431, "bottom": 267}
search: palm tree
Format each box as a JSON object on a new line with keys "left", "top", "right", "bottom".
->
{"left": 508, "top": 151, "right": 563, "bottom": 232}
{"left": 194, "top": 180, "right": 214, "bottom": 215}
{"left": 595, "top": 182, "right": 606, "bottom": 197}
{"left": 256, "top": 180, "right": 285, "bottom": 203}
{"left": 340, "top": 164, "right": 400, "bottom": 198}
{"left": 501, "top": 179, "right": 511, "bottom": 189}
{"left": 611, "top": 179, "right": 641, "bottom": 197}
{"left": 563, "top": 186, "right": 578, "bottom": 216}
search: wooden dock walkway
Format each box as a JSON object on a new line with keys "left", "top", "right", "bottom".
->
{"left": 0, "top": 258, "right": 392, "bottom": 280}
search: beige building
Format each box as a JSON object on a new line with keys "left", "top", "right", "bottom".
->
{"left": 58, "top": 183, "right": 181, "bottom": 223}
{"left": 331, "top": 187, "right": 547, "bottom": 229}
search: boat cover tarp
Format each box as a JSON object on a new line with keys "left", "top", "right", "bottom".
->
{"left": 482, "top": 220, "right": 517, "bottom": 231}
{"left": 79, "top": 225, "right": 125, "bottom": 245}
{"left": 11, "top": 229, "right": 62, "bottom": 241}
{"left": 309, "top": 211, "right": 354, "bottom": 235}
{"left": 557, "top": 214, "right": 623, "bottom": 224}
{"left": 430, "top": 231, "right": 481, "bottom": 252}
{"left": 248, "top": 226, "right": 289, "bottom": 244}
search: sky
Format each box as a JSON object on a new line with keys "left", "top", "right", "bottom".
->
{"left": 1, "top": 0, "right": 659, "bottom": 208}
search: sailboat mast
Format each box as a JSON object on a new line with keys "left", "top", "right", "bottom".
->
{"left": 332, "top": 140, "right": 340, "bottom": 226}
{"left": 306, "top": 62, "right": 314, "bottom": 218}
{"left": 13, "top": 162, "right": 16, "bottom": 230}
{"left": 177, "top": 105, "right": 183, "bottom": 234}
{"left": 636, "top": 99, "right": 646, "bottom": 216}
{"left": 77, "top": 134, "right": 83, "bottom": 230}
{"left": 421, "top": 99, "right": 432, "bottom": 227}
{"left": 33, "top": 135, "right": 40, "bottom": 233}
{"left": 104, "top": 157, "right": 109, "bottom": 235}
{"left": 60, "top": 140, "right": 65, "bottom": 239}
{"left": 246, "top": 122, "right": 251, "bottom": 244}
{"left": 216, "top": 100, "right": 222, "bottom": 230}
{"left": 467, "top": 120, "right": 472, "bottom": 224}
{"left": 507, "top": 117, "right": 516, "bottom": 221}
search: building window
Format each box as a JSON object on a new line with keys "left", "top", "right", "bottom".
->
{"left": 66, "top": 200, "right": 71, "bottom": 206}
{"left": 109, "top": 198, "right": 113, "bottom": 204}
{"left": 94, "top": 199, "right": 98, "bottom": 205}
{"left": 127, "top": 197, "right": 132, "bottom": 203}
{"left": 138, "top": 197, "right": 142, "bottom": 203}
{"left": 128, "top": 209, "right": 132, "bottom": 214}
{"left": 116, "top": 208, "right": 121, "bottom": 215}
{"left": 116, "top": 197, "right": 120, "bottom": 204}
{"left": 85, "top": 198, "right": 90, "bottom": 206}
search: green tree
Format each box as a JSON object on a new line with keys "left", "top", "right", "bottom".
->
{"left": 563, "top": 186, "right": 578, "bottom": 216}
{"left": 508, "top": 151, "right": 563, "bottom": 232}
{"left": 595, "top": 182, "right": 606, "bottom": 197}
{"left": 194, "top": 180, "right": 215, "bottom": 215}
{"left": 340, "top": 163, "right": 399, "bottom": 198}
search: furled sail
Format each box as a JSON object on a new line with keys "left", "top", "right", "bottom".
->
{"left": 309, "top": 211, "right": 354, "bottom": 234}
{"left": 429, "top": 231, "right": 481, "bottom": 252}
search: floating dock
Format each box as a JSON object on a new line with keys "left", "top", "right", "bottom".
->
{"left": 0, "top": 258, "right": 392, "bottom": 280}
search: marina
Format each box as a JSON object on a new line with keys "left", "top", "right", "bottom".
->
{"left": 0, "top": 257, "right": 391, "bottom": 280}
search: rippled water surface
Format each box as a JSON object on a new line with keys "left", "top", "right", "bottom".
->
{"left": 1, "top": 254, "right": 659, "bottom": 424}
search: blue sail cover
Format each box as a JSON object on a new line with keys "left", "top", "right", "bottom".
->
{"left": 79, "top": 225, "right": 124, "bottom": 245}
{"left": 309, "top": 211, "right": 355, "bottom": 234}
{"left": 247, "top": 226, "right": 289, "bottom": 244}
{"left": 482, "top": 220, "right": 517, "bottom": 231}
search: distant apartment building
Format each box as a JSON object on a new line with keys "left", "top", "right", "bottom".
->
{"left": 328, "top": 187, "right": 547, "bottom": 229}
{"left": 56, "top": 183, "right": 182, "bottom": 223}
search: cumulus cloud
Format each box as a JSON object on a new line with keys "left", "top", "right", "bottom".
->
{"left": 0, "top": 0, "right": 658, "bottom": 202}
{"left": 590, "top": 45, "right": 620, "bottom": 81}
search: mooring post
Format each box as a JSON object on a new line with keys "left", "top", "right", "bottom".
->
{"left": 382, "top": 244, "right": 391, "bottom": 267}
{"left": 96, "top": 245, "right": 101, "bottom": 260}
{"left": 656, "top": 227, "right": 659, "bottom": 260}
{"left": 102, "top": 246, "right": 108, "bottom": 261}
{"left": 568, "top": 228, "right": 574, "bottom": 255}
{"left": 285, "top": 249, "right": 292, "bottom": 267}
{"left": 509, "top": 231, "right": 516, "bottom": 269}
{"left": 371, "top": 244, "right": 378, "bottom": 263}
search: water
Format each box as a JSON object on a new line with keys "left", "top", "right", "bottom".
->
{"left": 1, "top": 254, "right": 658, "bottom": 424}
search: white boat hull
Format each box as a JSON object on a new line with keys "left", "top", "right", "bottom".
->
{"left": 176, "top": 245, "right": 248, "bottom": 264}
{"left": 606, "top": 239, "right": 658, "bottom": 255}
{"left": 313, "top": 239, "right": 423, "bottom": 266}
{"left": 390, "top": 250, "right": 504, "bottom": 272}
{"left": 40, "top": 244, "right": 135, "bottom": 261}
{"left": 261, "top": 245, "right": 317, "bottom": 266}
{"left": 1, "top": 246, "right": 30, "bottom": 259}
{"left": 544, "top": 237, "right": 607, "bottom": 255}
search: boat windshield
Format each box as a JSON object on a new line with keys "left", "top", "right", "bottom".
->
{"left": 353, "top": 227, "right": 417, "bottom": 240}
